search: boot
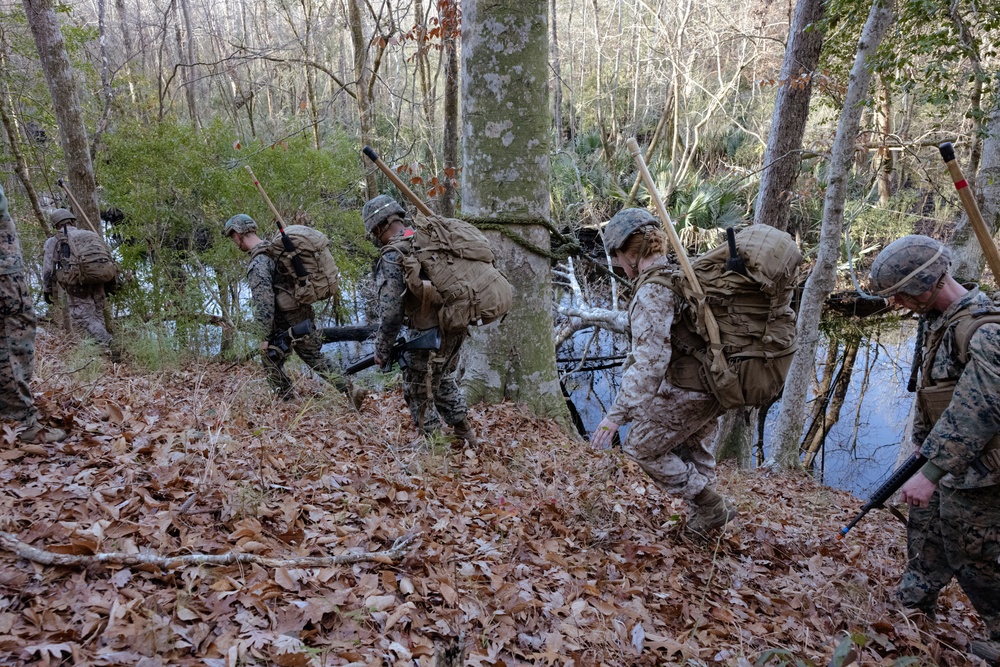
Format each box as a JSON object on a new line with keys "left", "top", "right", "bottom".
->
{"left": 970, "top": 640, "right": 1000, "bottom": 665}
{"left": 347, "top": 384, "right": 368, "bottom": 411}
{"left": 452, "top": 419, "right": 479, "bottom": 447}
{"left": 687, "top": 487, "right": 737, "bottom": 537}
{"left": 17, "top": 424, "right": 68, "bottom": 444}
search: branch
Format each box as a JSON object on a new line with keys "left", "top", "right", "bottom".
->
{"left": 0, "top": 531, "right": 418, "bottom": 570}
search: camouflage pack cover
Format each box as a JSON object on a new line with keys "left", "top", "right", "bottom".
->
{"left": 869, "top": 235, "right": 951, "bottom": 297}
{"left": 633, "top": 224, "right": 802, "bottom": 410}
{"left": 386, "top": 212, "right": 512, "bottom": 332}
{"left": 253, "top": 225, "right": 339, "bottom": 311}
{"left": 56, "top": 227, "right": 118, "bottom": 286}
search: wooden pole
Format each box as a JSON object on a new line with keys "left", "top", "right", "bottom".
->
{"left": 939, "top": 142, "right": 1000, "bottom": 279}
{"left": 362, "top": 146, "right": 433, "bottom": 216}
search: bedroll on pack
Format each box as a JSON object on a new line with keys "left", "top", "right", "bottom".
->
{"left": 390, "top": 212, "right": 512, "bottom": 332}
{"left": 649, "top": 224, "right": 802, "bottom": 410}
{"left": 57, "top": 228, "right": 118, "bottom": 286}
{"left": 259, "top": 225, "right": 339, "bottom": 311}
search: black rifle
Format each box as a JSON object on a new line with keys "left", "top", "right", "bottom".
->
{"left": 345, "top": 328, "right": 441, "bottom": 374}
{"left": 838, "top": 452, "right": 926, "bottom": 539}
{"left": 267, "top": 322, "right": 378, "bottom": 362}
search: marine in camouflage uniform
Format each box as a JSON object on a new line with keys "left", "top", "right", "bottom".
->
{"left": 226, "top": 214, "right": 361, "bottom": 405}
{"left": 869, "top": 235, "right": 1000, "bottom": 658}
{"left": 591, "top": 208, "right": 734, "bottom": 537}
{"left": 362, "top": 195, "right": 476, "bottom": 445}
{"left": 41, "top": 209, "right": 113, "bottom": 351}
{"left": 1, "top": 186, "right": 66, "bottom": 443}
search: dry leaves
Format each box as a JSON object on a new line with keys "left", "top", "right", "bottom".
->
{"left": 0, "top": 331, "right": 987, "bottom": 666}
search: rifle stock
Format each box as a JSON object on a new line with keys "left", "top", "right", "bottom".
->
{"left": 345, "top": 328, "right": 441, "bottom": 375}
{"left": 838, "top": 452, "right": 926, "bottom": 539}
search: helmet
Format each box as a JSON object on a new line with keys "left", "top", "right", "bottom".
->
{"left": 362, "top": 195, "right": 405, "bottom": 235}
{"left": 869, "top": 235, "right": 951, "bottom": 297}
{"left": 50, "top": 208, "right": 77, "bottom": 228}
{"left": 225, "top": 213, "right": 257, "bottom": 236}
{"left": 602, "top": 208, "right": 659, "bottom": 254}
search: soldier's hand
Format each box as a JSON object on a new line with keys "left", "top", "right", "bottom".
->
{"left": 900, "top": 472, "right": 936, "bottom": 508}
{"left": 591, "top": 417, "right": 619, "bottom": 451}
{"left": 43, "top": 291, "right": 53, "bottom": 305}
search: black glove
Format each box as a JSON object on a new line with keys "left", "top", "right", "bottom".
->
{"left": 43, "top": 291, "right": 53, "bottom": 305}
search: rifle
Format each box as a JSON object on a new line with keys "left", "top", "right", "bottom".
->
{"left": 244, "top": 165, "right": 309, "bottom": 285}
{"left": 345, "top": 328, "right": 441, "bottom": 374}
{"left": 838, "top": 451, "right": 926, "bottom": 539}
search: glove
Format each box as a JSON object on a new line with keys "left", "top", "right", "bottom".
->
{"left": 43, "top": 291, "right": 53, "bottom": 305}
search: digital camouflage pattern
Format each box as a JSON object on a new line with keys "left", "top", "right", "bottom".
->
{"left": 374, "top": 230, "right": 469, "bottom": 432}
{"left": 869, "top": 234, "right": 951, "bottom": 297}
{"left": 0, "top": 184, "right": 40, "bottom": 426}
{"left": 362, "top": 195, "right": 405, "bottom": 236}
{"left": 246, "top": 244, "right": 349, "bottom": 396}
{"left": 225, "top": 213, "right": 257, "bottom": 236}
{"left": 602, "top": 207, "right": 658, "bottom": 254}
{"left": 42, "top": 229, "right": 113, "bottom": 349}
{"left": 897, "top": 287, "right": 1000, "bottom": 638}
{"left": 607, "top": 257, "right": 723, "bottom": 500}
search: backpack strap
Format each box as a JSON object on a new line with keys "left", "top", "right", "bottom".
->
{"left": 919, "top": 305, "right": 1000, "bottom": 388}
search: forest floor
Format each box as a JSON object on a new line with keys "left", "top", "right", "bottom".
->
{"left": 0, "top": 329, "right": 990, "bottom": 667}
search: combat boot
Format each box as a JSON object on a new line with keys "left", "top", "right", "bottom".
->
{"left": 687, "top": 486, "right": 737, "bottom": 537}
{"left": 452, "top": 419, "right": 479, "bottom": 447}
{"left": 17, "top": 424, "right": 68, "bottom": 444}
{"left": 970, "top": 640, "right": 1000, "bottom": 665}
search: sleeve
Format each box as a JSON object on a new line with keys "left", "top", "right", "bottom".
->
{"left": 374, "top": 249, "right": 406, "bottom": 360}
{"left": 246, "top": 254, "right": 276, "bottom": 339}
{"left": 42, "top": 236, "right": 57, "bottom": 292}
{"left": 919, "top": 323, "right": 1000, "bottom": 479}
{"left": 606, "top": 282, "right": 676, "bottom": 425}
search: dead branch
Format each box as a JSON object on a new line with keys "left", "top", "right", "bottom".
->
{"left": 0, "top": 531, "right": 418, "bottom": 570}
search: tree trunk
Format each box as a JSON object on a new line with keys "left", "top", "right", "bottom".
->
{"left": 440, "top": 0, "right": 460, "bottom": 218}
{"left": 550, "top": 0, "right": 563, "bottom": 147}
{"left": 0, "top": 94, "right": 50, "bottom": 233}
{"left": 753, "top": 0, "right": 826, "bottom": 233}
{"left": 949, "top": 100, "right": 1000, "bottom": 283}
{"left": 22, "top": 0, "right": 101, "bottom": 229}
{"left": 802, "top": 336, "right": 859, "bottom": 469}
{"left": 348, "top": 0, "right": 378, "bottom": 198}
{"left": 714, "top": 409, "right": 753, "bottom": 469}
{"left": 767, "top": 0, "right": 895, "bottom": 469}
{"left": 461, "top": 0, "right": 570, "bottom": 425}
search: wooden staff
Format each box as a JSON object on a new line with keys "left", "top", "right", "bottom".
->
{"left": 939, "top": 142, "right": 1000, "bottom": 279}
{"left": 362, "top": 146, "right": 433, "bottom": 216}
{"left": 625, "top": 137, "right": 724, "bottom": 371}
{"left": 56, "top": 178, "right": 98, "bottom": 233}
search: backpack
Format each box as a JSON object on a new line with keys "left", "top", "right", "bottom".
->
{"left": 633, "top": 224, "right": 802, "bottom": 410}
{"left": 254, "top": 225, "right": 339, "bottom": 311}
{"left": 56, "top": 227, "right": 118, "bottom": 286}
{"left": 386, "top": 212, "right": 513, "bottom": 332}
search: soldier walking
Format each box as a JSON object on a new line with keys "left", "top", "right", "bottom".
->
{"left": 362, "top": 195, "right": 477, "bottom": 446}
{"left": 225, "top": 214, "right": 364, "bottom": 408}
{"left": 869, "top": 235, "right": 1000, "bottom": 663}
{"left": 1, "top": 185, "right": 66, "bottom": 443}
{"left": 590, "top": 208, "right": 736, "bottom": 538}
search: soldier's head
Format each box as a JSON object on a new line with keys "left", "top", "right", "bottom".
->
{"left": 50, "top": 208, "right": 76, "bottom": 229}
{"left": 869, "top": 235, "right": 956, "bottom": 313}
{"left": 224, "top": 213, "right": 261, "bottom": 252}
{"left": 362, "top": 195, "right": 406, "bottom": 245}
{"left": 602, "top": 208, "right": 667, "bottom": 278}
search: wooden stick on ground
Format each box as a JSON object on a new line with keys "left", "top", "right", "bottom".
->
{"left": 0, "top": 530, "right": 418, "bottom": 570}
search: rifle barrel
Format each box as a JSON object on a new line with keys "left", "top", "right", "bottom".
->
{"left": 838, "top": 452, "right": 925, "bottom": 539}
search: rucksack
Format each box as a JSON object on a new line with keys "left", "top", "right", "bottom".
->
{"left": 253, "top": 225, "right": 339, "bottom": 311}
{"left": 56, "top": 227, "right": 118, "bottom": 286}
{"left": 387, "top": 212, "right": 513, "bottom": 332}
{"left": 633, "top": 224, "right": 802, "bottom": 410}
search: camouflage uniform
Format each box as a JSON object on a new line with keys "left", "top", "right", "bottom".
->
{"left": 42, "top": 226, "right": 113, "bottom": 349}
{"left": 0, "top": 185, "right": 39, "bottom": 427}
{"left": 607, "top": 257, "right": 724, "bottom": 500}
{"left": 375, "top": 231, "right": 468, "bottom": 433}
{"left": 246, "top": 243, "right": 350, "bottom": 397}
{"left": 896, "top": 287, "right": 1000, "bottom": 639}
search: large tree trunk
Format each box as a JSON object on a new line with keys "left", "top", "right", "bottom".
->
{"left": 949, "top": 101, "right": 1000, "bottom": 283}
{"left": 22, "top": 0, "right": 100, "bottom": 230}
{"left": 753, "top": 0, "right": 826, "bottom": 233}
{"left": 348, "top": 0, "right": 378, "bottom": 199}
{"left": 440, "top": 0, "right": 460, "bottom": 218}
{"left": 460, "top": 0, "right": 570, "bottom": 425}
{"left": 767, "top": 0, "right": 895, "bottom": 469}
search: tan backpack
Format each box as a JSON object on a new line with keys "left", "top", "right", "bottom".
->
{"left": 633, "top": 224, "right": 802, "bottom": 410}
{"left": 56, "top": 227, "right": 118, "bottom": 286}
{"left": 387, "top": 212, "right": 513, "bottom": 332}
{"left": 253, "top": 225, "right": 339, "bottom": 311}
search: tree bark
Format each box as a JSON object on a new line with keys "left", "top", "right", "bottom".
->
{"left": 22, "top": 0, "right": 101, "bottom": 228}
{"left": 767, "top": 0, "right": 895, "bottom": 469}
{"left": 349, "top": 0, "right": 378, "bottom": 198}
{"left": 753, "top": 0, "right": 826, "bottom": 233}
{"left": 461, "top": 0, "right": 570, "bottom": 425}
{"left": 550, "top": 0, "right": 563, "bottom": 147}
{"left": 0, "top": 94, "right": 50, "bottom": 233}
{"left": 440, "top": 0, "right": 460, "bottom": 218}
